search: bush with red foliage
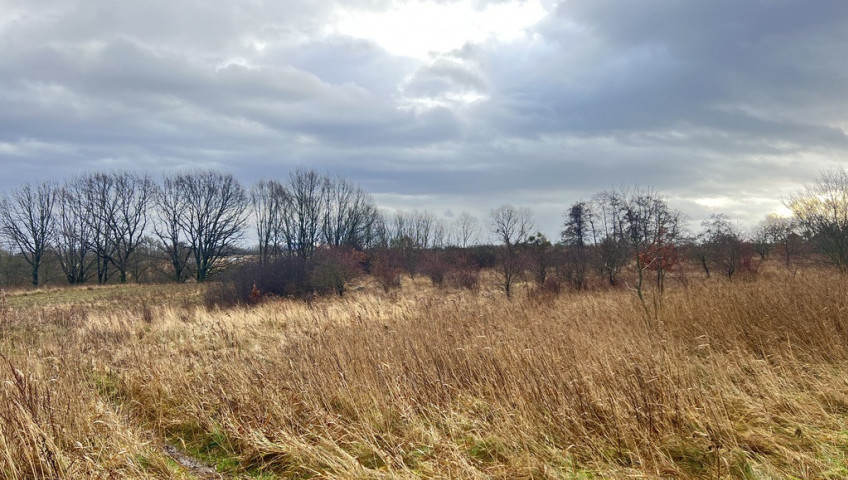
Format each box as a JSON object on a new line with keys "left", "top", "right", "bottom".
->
{"left": 420, "top": 250, "right": 451, "bottom": 286}
{"left": 444, "top": 250, "right": 481, "bottom": 290}
{"left": 370, "top": 248, "right": 403, "bottom": 292}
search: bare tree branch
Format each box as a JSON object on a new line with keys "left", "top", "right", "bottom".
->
{"left": 0, "top": 182, "right": 57, "bottom": 286}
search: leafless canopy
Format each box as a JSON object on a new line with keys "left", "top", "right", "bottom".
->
{"left": 752, "top": 214, "right": 798, "bottom": 266}
{"left": 155, "top": 171, "right": 248, "bottom": 282}
{"left": 321, "top": 174, "right": 379, "bottom": 250}
{"left": 71, "top": 172, "right": 156, "bottom": 283}
{"left": 452, "top": 212, "right": 480, "bottom": 248}
{"left": 155, "top": 174, "right": 193, "bottom": 282}
{"left": 490, "top": 204, "right": 535, "bottom": 297}
{"left": 491, "top": 204, "right": 534, "bottom": 252}
{"left": 251, "top": 169, "right": 379, "bottom": 262}
{"left": 79, "top": 173, "right": 117, "bottom": 283}
{"left": 589, "top": 188, "right": 682, "bottom": 286}
{"left": 699, "top": 213, "right": 743, "bottom": 278}
{"left": 54, "top": 179, "right": 94, "bottom": 284}
{"left": 0, "top": 182, "right": 57, "bottom": 286}
{"left": 251, "top": 179, "right": 288, "bottom": 263}
{"left": 108, "top": 173, "right": 155, "bottom": 283}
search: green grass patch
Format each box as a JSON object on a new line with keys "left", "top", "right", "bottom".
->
{"left": 345, "top": 441, "right": 387, "bottom": 470}
{"left": 663, "top": 440, "right": 712, "bottom": 476}
{"left": 467, "top": 436, "right": 510, "bottom": 464}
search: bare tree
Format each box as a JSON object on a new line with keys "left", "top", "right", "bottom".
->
{"left": 154, "top": 175, "right": 193, "bottom": 282}
{"left": 766, "top": 214, "right": 800, "bottom": 268}
{"left": 452, "top": 211, "right": 480, "bottom": 248}
{"left": 320, "top": 174, "right": 379, "bottom": 250}
{"left": 54, "top": 180, "right": 94, "bottom": 284}
{"left": 251, "top": 179, "right": 288, "bottom": 263}
{"left": 620, "top": 189, "right": 683, "bottom": 314}
{"left": 180, "top": 171, "right": 249, "bottom": 281}
{"left": 752, "top": 214, "right": 798, "bottom": 264}
{"left": 407, "top": 210, "right": 437, "bottom": 249}
{"left": 751, "top": 222, "right": 773, "bottom": 260}
{"left": 699, "top": 214, "right": 743, "bottom": 278}
{"left": 431, "top": 218, "right": 447, "bottom": 249}
{"left": 590, "top": 191, "right": 632, "bottom": 286}
{"left": 74, "top": 172, "right": 154, "bottom": 283}
{"left": 491, "top": 204, "right": 534, "bottom": 297}
{"left": 108, "top": 173, "right": 155, "bottom": 282}
{"left": 389, "top": 211, "right": 417, "bottom": 276}
{"left": 284, "top": 169, "right": 325, "bottom": 259}
{"left": 589, "top": 188, "right": 682, "bottom": 294}
{"left": 252, "top": 171, "right": 380, "bottom": 262}
{"left": 789, "top": 169, "right": 848, "bottom": 269}
{"left": 0, "top": 182, "right": 57, "bottom": 286}
{"left": 370, "top": 210, "right": 392, "bottom": 250}
{"left": 80, "top": 173, "right": 118, "bottom": 284}
{"left": 387, "top": 210, "right": 438, "bottom": 276}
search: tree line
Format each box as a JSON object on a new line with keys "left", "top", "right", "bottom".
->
{"left": 1, "top": 168, "right": 847, "bottom": 298}
{"left": 1, "top": 169, "right": 372, "bottom": 286}
{"left": 0, "top": 168, "right": 484, "bottom": 287}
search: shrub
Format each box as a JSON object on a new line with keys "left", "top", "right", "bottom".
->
{"left": 444, "top": 252, "right": 481, "bottom": 290}
{"left": 311, "top": 247, "right": 366, "bottom": 296}
{"left": 467, "top": 245, "right": 497, "bottom": 269}
{"left": 205, "top": 257, "right": 310, "bottom": 307}
{"left": 738, "top": 243, "right": 759, "bottom": 277}
{"left": 370, "top": 249, "right": 403, "bottom": 292}
{"left": 420, "top": 250, "right": 451, "bottom": 286}
{"left": 446, "top": 268, "right": 480, "bottom": 290}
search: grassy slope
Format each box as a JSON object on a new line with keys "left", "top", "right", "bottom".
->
{"left": 1, "top": 270, "right": 847, "bottom": 478}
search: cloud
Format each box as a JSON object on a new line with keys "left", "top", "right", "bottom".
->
{"left": 404, "top": 57, "right": 487, "bottom": 98}
{"left": 1, "top": 0, "right": 848, "bottom": 235}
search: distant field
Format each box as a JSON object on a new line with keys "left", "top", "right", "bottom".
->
{"left": 2, "top": 282, "right": 205, "bottom": 310}
{"left": 1, "top": 270, "right": 847, "bottom": 479}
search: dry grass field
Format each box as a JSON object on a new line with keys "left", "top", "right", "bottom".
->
{"left": 1, "top": 268, "right": 848, "bottom": 479}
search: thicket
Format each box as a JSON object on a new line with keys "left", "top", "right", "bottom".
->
{"left": 206, "top": 247, "right": 367, "bottom": 307}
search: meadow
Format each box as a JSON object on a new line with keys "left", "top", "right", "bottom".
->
{"left": 1, "top": 267, "right": 847, "bottom": 479}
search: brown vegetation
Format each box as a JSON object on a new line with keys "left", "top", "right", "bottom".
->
{"left": 1, "top": 267, "right": 848, "bottom": 478}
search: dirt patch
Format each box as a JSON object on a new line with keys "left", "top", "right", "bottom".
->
{"left": 163, "top": 444, "right": 225, "bottom": 479}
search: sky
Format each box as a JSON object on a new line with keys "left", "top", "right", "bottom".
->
{"left": 2, "top": 0, "right": 848, "bottom": 239}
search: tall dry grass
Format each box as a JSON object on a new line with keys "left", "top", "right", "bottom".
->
{"left": 1, "top": 271, "right": 848, "bottom": 478}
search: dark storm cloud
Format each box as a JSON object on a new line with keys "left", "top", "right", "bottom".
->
{"left": 1, "top": 0, "right": 848, "bottom": 235}
{"left": 485, "top": 1, "right": 848, "bottom": 142}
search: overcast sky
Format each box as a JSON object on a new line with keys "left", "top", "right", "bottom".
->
{"left": 2, "top": 0, "right": 848, "bottom": 238}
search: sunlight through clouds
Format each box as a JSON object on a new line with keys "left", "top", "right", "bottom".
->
{"left": 333, "top": 0, "right": 548, "bottom": 59}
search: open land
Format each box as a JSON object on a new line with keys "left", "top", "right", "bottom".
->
{"left": 1, "top": 269, "right": 847, "bottom": 479}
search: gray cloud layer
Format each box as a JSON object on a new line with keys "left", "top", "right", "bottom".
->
{"left": 2, "top": 0, "right": 847, "bottom": 236}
